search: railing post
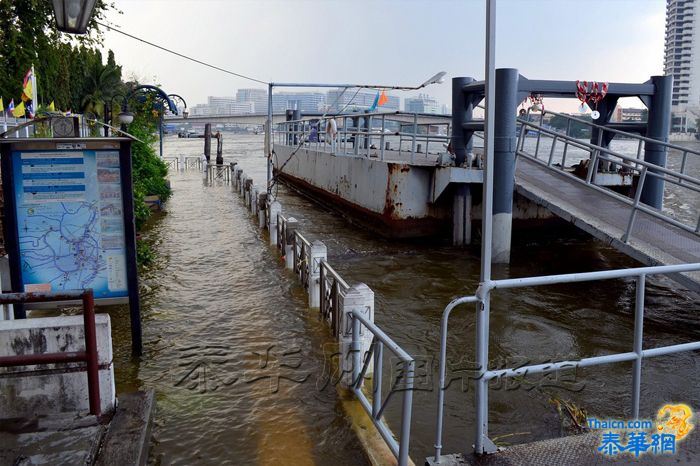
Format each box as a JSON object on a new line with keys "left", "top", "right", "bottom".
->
{"left": 251, "top": 185, "right": 259, "bottom": 214}
{"left": 380, "top": 115, "right": 386, "bottom": 161}
{"left": 411, "top": 113, "right": 418, "bottom": 164}
{"left": 284, "top": 217, "right": 298, "bottom": 270}
{"left": 622, "top": 167, "right": 647, "bottom": 243}
{"left": 308, "top": 240, "right": 327, "bottom": 309}
{"left": 372, "top": 340, "right": 383, "bottom": 418}
{"left": 631, "top": 274, "right": 645, "bottom": 419}
{"left": 268, "top": 201, "right": 281, "bottom": 245}
{"left": 82, "top": 289, "right": 101, "bottom": 416}
{"left": 338, "top": 283, "right": 375, "bottom": 388}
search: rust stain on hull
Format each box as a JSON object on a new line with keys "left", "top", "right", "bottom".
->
{"left": 276, "top": 170, "right": 446, "bottom": 239}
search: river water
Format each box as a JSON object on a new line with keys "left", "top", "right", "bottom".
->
{"left": 104, "top": 133, "right": 700, "bottom": 464}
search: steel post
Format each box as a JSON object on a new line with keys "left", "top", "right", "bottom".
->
{"left": 268, "top": 201, "right": 281, "bottom": 245}
{"left": 492, "top": 68, "right": 519, "bottom": 264}
{"left": 308, "top": 241, "right": 327, "bottom": 308}
{"left": 641, "top": 75, "right": 673, "bottom": 209}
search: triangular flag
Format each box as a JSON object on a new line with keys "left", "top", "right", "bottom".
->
{"left": 48, "top": 101, "right": 55, "bottom": 112}
{"left": 378, "top": 91, "right": 388, "bottom": 107}
{"left": 0, "top": 97, "right": 4, "bottom": 113}
{"left": 12, "top": 101, "right": 25, "bottom": 118}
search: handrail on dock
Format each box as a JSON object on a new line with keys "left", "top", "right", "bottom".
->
{"left": 433, "top": 262, "right": 700, "bottom": 460}
{"left": 0, "top": 289, "right": 101, "bottom": 417}
{"left": 516, "top": 109, "right": 700, "bottom": 243}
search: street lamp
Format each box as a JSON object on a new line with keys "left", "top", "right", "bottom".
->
{"left": 51, "top": 0, "right": 97, "bottom": 34}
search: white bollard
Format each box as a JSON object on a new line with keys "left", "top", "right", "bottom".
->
{"left": 251, "top": 186, "right": 259, "bottom": 214}
{"left": 258, "top": 192, "right": 267, "bottom": 229}
{"left": 338, "top": 283, "right": 375, "bottom": 388}
{"left": 179, "top": 154, "right": 185, "bottom": 172}
{"left": 269, "top": 201, "right": 282, "bottom": 245}
{"left": 308, "top": 240, "right": 327, "bottom": 309}
{"left": 284, "top": 217, "right": 298, "bottom": 270}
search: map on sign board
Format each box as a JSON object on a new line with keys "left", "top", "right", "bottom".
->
{"left": 11, "top": 150, "right": 128, "bottom": 299}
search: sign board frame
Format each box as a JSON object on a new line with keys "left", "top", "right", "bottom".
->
{"left": 1, "top": 137, "right": 142, "bottom": 354}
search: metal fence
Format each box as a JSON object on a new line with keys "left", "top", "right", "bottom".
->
{"left": 516, "top": 110, "right": 700, "bottom": 243}
{"left": 0, "top": 289, "right": 101, "bottom": 416}
{"left": 275, "top": 112, "right": 453, "bottom": 164}
{"left": 433, "top": 262, "right": 700, "bottom": 459}
{"left": 319, "top": 260, "right": 349, "bottom": 337}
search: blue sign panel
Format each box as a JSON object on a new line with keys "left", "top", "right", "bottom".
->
{"left": 11, "top": 149, "right": 128, "bottom": 299}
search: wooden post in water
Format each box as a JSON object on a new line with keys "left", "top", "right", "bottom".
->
{"left": 216, "top": 132, "right": 223, "bottom": 165}
{"left": 204, "top": 123, "right": 212, "bottom": 162}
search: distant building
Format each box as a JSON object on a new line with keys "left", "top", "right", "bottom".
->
{"left": 190, "top": 97, "right": 255, "bottom": 116}
{"left": 272, "top": 92, "right": 326, "bottom": 113}
{"left": 613, "top": 107, "right": 646, "bottom": 122}
{"left": 236, "top": 88, "right": 268, "bottom": 113}
{"left": 664, "top": 0, "right": 700, "bottom": 132}
{"left": 404, "top": 94, "right": 441, "bottom": 114}
{"left": 326, "top": 89, "right": 400, "bottom": 112}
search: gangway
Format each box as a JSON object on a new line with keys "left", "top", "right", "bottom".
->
{"left": 513, "top": 110, "right": 700, "bottom": 291}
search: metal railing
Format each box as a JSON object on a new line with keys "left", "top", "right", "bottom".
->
{"left": 163, "top": 156, "right": 179, "bottom": 170}
{"left": 275, "top": 112, "right": 453, "bottom": 164}
{"left": 0, "top": 289, "right": 101, "bottom": 416}
{"left": 351, "top": 308, "right": 415, "bottom": 466}
{"left": 516, "top": 111, "right": 700, "bottom": 243}
{"left": 319, "top": 260, "right": 350, "bottom": 337}
{"left": 293, "top": 230, "right": 311, "bottom": 290}
{"left": 433, "top": 262, "right": 700, "bottom": 459}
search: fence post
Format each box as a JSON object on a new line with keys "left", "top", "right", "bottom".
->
{"left": 308, "top": 240, "right": 327, "bottom": 308}
{"left": 338, "top": 283, "right": 374, "bottom": 388}
{"left": 284, "top": 218, "right": 298, "bottom": 269}
{"left": 258, "top": 192, "right": 268, "bottom": 229}
{"left": 269, "top": 201, "right": 282, "bottom": 245}
{"left": 244, "top": 178, "right": 253, "bottom": 206}
{"left": 251, "top": 186, "right": 259, "bottom": 214}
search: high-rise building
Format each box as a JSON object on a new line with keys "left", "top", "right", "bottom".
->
{"left": 272, "top": 92, "right": 326, "bottom": 113}
{"left": 325, "top": 89, "right": 400, "bottom": 112}
{"left": 404, "top": 94, "right": 442, "bottom": 114}
{"left": 236, "top": 88, "right": 268, "bottom": 113}
{"left": 664, "top": 0, "right": 700, "bottom": 132}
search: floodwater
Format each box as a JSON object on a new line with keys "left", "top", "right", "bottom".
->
{"left": 105, "top": 133, "right": 700, "bottom": 464}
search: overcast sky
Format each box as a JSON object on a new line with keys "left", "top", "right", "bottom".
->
{"left": 100, "top": 0, "right": 666, "bottom": 111}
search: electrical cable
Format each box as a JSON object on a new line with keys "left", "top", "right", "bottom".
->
{"left": 95, "top": 20, "right": 268, "bottom": 85}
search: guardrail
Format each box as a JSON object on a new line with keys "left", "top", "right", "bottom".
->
{"left": 234, "top": 167, "right": 415, "bottom": 466}
{"left": 276, "top": 111, "right": 453, "bottom": 163}
{"left": 432, "top": 262, "right": 700, "bottom": 459}
{"left": 0, "top": 289, "right": 101, "bottom": 416}
{"left": 516, "top": 111, "right": 700, "bottom": 243}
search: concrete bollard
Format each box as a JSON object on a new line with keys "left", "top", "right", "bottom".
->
{"left": 235, "top": 168, "right": 243, "bottom": 190}
{"left": 245, "top": 178, "right": 254, "bottom": 206}
{"left": 251, "top": 186, "right": 259, "bottom": 214}
{"left": 385, "top": 141, "right": 391, "bottom": 151}
{"left": 308, "top": 240, "right": 327, "bottom": 309}
{"left": 417, "top": 143, "right": 423, "bottom": 153}
{"left": 179, "top": 154, "right": 185, "bottom": 172}
{"left": 284, "top": 217, "right": 298, "bottom": 270}
{"left": 268, "top": 201, "right": 282, "bottom": 245}
{"left": 338, "top": 283, "right": 375, "bottom": 388}
{"left": 258, "top": 192, "right": 268, "bottom": 229}
{"left": 239, "top": 173, "right": 246, "bottom": 196}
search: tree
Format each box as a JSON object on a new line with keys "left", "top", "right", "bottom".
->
{"left": 81, "top": 52, "right": 123, "bottom": 120}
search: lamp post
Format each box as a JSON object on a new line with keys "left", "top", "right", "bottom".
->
{"left": 113, "top": 85, "right": 179, "bottom": 157}
{"left": 51, "top": 0, "right": 98, "bottom": 34}
{"left": 166, "top": 94, "right": 188, "bottom": 157}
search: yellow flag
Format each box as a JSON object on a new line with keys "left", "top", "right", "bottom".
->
{"left": 21, "top": 69, "right": 33, "bottom": 103}
{"left": 48, "top": 101, "right": 55, "bottom": 112}
{"left": 0, "top": 97, "right": 4, "bottom": 113}
{"left": 12, "top": 101, "right": 26, "bottom": 118}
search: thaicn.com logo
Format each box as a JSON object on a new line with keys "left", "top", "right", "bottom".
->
{"left": 588, "top": 403, "right": 694, "bottom": 457}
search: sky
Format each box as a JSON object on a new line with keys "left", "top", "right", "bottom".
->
{"left": 100, "top": 0, "right": 667, "bottom": 112}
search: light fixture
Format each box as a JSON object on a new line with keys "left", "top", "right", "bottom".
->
{"left": 52, "top": 0, "right": 98, "bottom": 34}
{"left": 420, "top": 71, "right": 447, "bottom": 88}
{"left": 118, "top": 111, "right": 134, "bottom": 125}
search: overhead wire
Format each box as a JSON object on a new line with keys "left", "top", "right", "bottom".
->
{"left": 95, "top": 20, "right": 268, "bottom": 85}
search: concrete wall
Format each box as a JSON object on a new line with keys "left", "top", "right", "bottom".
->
{"left": 0, "top": 315, "right": 116, "bottom": 417}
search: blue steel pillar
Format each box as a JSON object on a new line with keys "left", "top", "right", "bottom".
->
{"left": 641, "top": 75, "right": 673, "bottom": 209}
{"left": 492, "top": 68, "right": 518, "bottom": 263}
{"left": 451, "top": 77, "right": 475, "bottom": 246}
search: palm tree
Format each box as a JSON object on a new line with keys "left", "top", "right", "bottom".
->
{"left": 81, "top": 59, "right": 122, "bottom": 123}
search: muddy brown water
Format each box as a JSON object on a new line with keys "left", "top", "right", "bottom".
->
{"left": 101, "top": 134, "right": 700, "bottom": 464}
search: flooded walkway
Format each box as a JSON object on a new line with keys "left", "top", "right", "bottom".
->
{"left": 106, "top": 134, "right": 700, "bottom": 464}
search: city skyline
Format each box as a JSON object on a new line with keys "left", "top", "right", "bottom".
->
{"left": 101, "top": 1, "right": 665, "bottom": 114}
